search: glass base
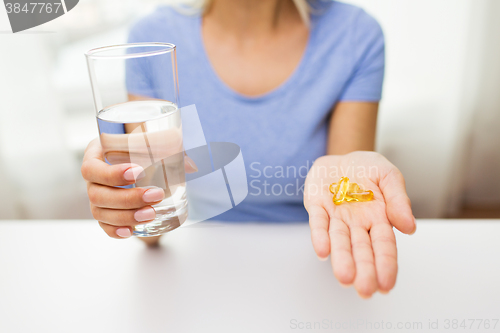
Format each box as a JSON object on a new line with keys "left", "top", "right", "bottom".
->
{"left": 133, "top": 204, "right": 188, "bottom": 237}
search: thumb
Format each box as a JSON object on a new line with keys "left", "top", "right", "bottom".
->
{"left": 379, "top": 168, "right": 416, "bottom": 235}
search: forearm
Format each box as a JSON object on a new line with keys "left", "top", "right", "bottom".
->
{"left": 326, "top": 102, "right": 379, "bottom": 155}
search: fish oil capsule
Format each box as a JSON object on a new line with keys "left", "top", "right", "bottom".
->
{"left": 329, "top": 177, "right": 374, "bottom": 204}
{"left": 345, "top": 190, "right": 374, "bottom": 202}
{"left": 333, "top": 177, "right": 350, "bottom": 205}
{"left": 330, "top": 182, "right": 362, "bottom": 194}
{"left": 349, "top": 183, "right": 363, "bottom": 193}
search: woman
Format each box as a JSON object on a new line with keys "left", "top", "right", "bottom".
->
{"left": 81, "top": 0, "right": 416, "bottom": 298}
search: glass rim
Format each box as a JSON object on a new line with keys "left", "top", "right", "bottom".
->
{"left": 85, "top": 42, "right": 176, "bottom": 60}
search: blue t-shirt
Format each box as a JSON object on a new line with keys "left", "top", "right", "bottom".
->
{"left": 126, "top": 1, "right": 385, "bottom": 222}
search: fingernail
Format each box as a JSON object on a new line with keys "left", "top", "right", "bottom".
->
{"left": 317, "top": 255, "right": 328, "bottom": 262}
{"left": 116, "top": 228, "right": 132, "bottom": 238}
{"left": 143, "top": 188, "right": 165, "bottom": 203}
{"left": 379, "top": 289, "right": 390, "bottom": 295}
{"left": 339, "top": 282, "right": 352, "bottom": 288}
{"left": 185, "top": 156, "right": 198, "bottom": 172}
{"left": 124, "top": 166, "right": 145, "bottom": 182}
{"left": 134, "top": 207, "right": 156, "bottom": 222}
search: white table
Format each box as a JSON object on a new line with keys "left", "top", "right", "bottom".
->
{"left": 0, "top": 220, "right": 499, "bottom": 333}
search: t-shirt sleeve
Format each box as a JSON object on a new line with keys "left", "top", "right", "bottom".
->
{"left": 125, "top": 20, "right": 157, "bottom": 99}
{"left": 339, "top": 11, "right": 385, "bottom": 102}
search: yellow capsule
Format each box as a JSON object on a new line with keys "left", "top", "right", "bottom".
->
{"left": 333, "top": 177, "right": 350, "bottom": 205}
{"left": 345, "top": 190, "right": 374, "bottom": 202}
{"left": 330, "top": 182, "right": 362, "bottom": 194}
{"left": 330, "top": 177, "right": 374, "bottom": 204}
{"left": 349, "top": 183, "right": 362, "bottom": 193}
{"left": 329, "top": 183, "right": 336, "bottom": 195}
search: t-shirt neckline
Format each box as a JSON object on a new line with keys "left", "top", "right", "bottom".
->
{"left": 194, "top": 14, "right": 317, "bottom": 103}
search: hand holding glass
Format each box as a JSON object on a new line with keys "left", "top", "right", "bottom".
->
{"left": 85, "top": 43, "right": 187, "bottom": 237}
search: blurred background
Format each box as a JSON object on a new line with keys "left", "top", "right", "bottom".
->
{"left": 0, "top": 0, "right": 498, "bottom": 220}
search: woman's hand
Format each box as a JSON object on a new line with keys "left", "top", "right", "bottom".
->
{"left": 81, "top": 138, "right": 197, "bottom": 242}
{"left": 303, "top": 151, "right": 416, "bottom": 298}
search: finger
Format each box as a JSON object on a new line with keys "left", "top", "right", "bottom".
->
{"left": 98, "top": 222, "right": 132, "bottom": 239}
{"left": 82, "top": 138, "right": 145, "bottom": 186}
{"left": 329, "top": 218, "right": 355, "bottom": 286}
{"left": 184, "top": 155, "right": 198, "bottom": 173}
{"left": 379, "top": 168, "right": 416, "bottom": 235}
{"left": 91, "top": 205, "right": 156, "bottom": 227}
{"left": 100, "top": 128, "right": 184, "bottom": 164}
{"left": 307, "top": 204, "right": 331, "bottom": 260}
{"left": 88, "top": 183, "right": 164, "bottom": 209}
{"left": 370, "top": 223, "right": 398, "bottom": 293}
{"left": 350, "top": 226, "right": 378, "bottom": 298}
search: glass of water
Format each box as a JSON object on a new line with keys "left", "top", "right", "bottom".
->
{"left": 85, "top": 43, "right": 187, "bottom": 237}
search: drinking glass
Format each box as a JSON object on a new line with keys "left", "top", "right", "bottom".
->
{"left": 85, "top": 43, "right": 187, "bottom": 237}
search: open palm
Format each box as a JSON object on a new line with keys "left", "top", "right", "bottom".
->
{"left": 304, "top": 151, "right": 416, "bottom": 298}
